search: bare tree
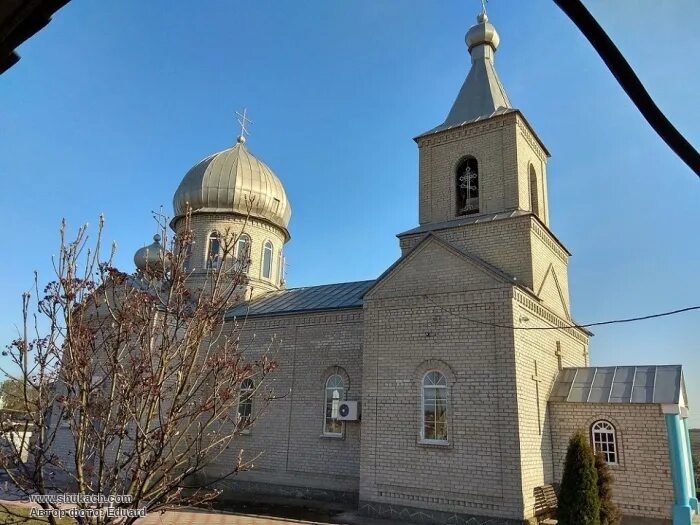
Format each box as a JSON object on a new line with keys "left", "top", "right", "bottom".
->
{"left": 0, "top": 209, "right": 277, "bottom": 525}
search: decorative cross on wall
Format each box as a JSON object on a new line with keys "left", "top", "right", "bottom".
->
{"left": 532, "top": 360, "right": 543, "bottom": 435}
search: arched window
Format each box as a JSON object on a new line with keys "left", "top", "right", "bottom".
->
{"left": 529, "top": 165, "right": 540, "bottom": 217}
{"left": 278, "top": 249, "right": 285, "bottom": 285}
{"left": 422, "top": 371, "right": 448, "bottom": 443}
{"left": 236, "top": 234, "right": 251, "bottom": 272}
{"left": 261, "top": 240, "right": 273, "bottom": 279}
{"left": 456, "top": 157, "right": 479, "bottom": 216}
{"left": 207, "top": 232, "right": 221, "bottom": 269}
{"left": 237, "top": 378, "right": 255, "bottom": 426}
{"left": 324, "top": 374, "right": 345, "bottom": 436}
{"left": 182, "top": 241, "right": 192, "bottom": 272}
{"left": 591, "top": 420, "right": 618, "bottom": 464}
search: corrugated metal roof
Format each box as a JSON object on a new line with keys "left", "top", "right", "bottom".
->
{"left": 172, "top": 141, "right": 291, "bottom": 235}
{"left": 550, "top": 365, "right": 684, "bottom": 404}
{"left": 226, "top": 280, "right": 374, "bottom": 319}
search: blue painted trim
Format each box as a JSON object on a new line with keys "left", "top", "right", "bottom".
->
{"left": 683, "top": 418, "right": 699, "bottom": 513}
{"left": 666, "top": 413, "right": 693, "bottom": 525}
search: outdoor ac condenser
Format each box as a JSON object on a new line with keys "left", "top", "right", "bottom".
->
{"left": 337, "top": 401, "right": 360, "bottom": 421}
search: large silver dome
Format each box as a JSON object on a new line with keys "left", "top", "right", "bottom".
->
{"left": 173, "top": 138, "right": 292, "bottom": 233}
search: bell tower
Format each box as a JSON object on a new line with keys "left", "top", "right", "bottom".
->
{"left": 400, "top": 8, "right": 572, "bottom": 320}
{"left": 415, "top": 10, "right": 550, "bottom": 228}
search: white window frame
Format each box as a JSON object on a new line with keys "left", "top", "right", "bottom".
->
{"left": 182, "top": 241, "right": 193, "bottom": 272}
{"left": 421, "top": 370, "right": 448, "bottom": 444}
{"left": 236, "top": 234, "right": 251, "bottom": 273}
{"left": 323, "top": 374, "right": 344, "bottom": 437}
{"left": 591, "top": 420, "right": 618, "bottom": 465}
{"left": 237, "top": 378, "right": 255, "bottom": 428}
{"left": 261, "top": 240, "right": 273, "bottom": 279}
{"left": 207, "top": 232, "right": 221, "bottom": 269}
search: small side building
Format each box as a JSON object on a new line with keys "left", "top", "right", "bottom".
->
{"left": 550, "top": 365, "right": 697, "bottom": 524}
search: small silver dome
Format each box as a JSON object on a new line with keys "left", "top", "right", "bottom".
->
{"left": 134, "top": 234, "right": 166, "bottom": 271}
{"left": 466, "top": 11, "right": 500, "bottom": 51}
{"left": 172, "top": 140, "right": 292, "bottom": 235}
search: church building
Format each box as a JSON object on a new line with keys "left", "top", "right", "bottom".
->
{"left": 134, "top": 8, "right": 696, "bottom": 525}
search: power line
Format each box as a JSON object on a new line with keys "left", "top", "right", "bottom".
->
{"left": 423, "top": 295, "right": 700, "bottom": 331}
{"left": 553, "top": 0, "right": 700, "bottom": 178}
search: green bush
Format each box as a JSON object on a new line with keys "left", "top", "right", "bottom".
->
{"left": 595, "top": 452, "right": 622, "bottom": 525}
{"left": 558, "top": 431, "right": 601, "bottom": 525}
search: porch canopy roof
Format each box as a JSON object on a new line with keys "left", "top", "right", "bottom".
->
{"left": 550, "top": 365, "right": 685, "bottom": 405}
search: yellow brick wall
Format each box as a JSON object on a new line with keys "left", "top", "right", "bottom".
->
{"left": 205, "top": 309, "right": 365, "bottom": 496}
{"left": 172, "top": 213, "right": 287, "bottom": 300}
{"left": 511, "top": 293, "right": 589, "bottom": 519}
{"left": 399, "top": 215, "right": 571, "bottom": 318}
{"left": 549, "top": 402, "right": 674, "bottom": 521}
{"left": 416, "top": 112, "right": 549, "bottom": 227}
{"left": 360, "top": 237, "right": 526, "bottom": 521}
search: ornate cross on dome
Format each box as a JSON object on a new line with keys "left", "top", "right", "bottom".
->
{"left": 480, "top": 0, "right": 488, "bottom": 13}
{"left": 236, "top": 108, "right": 253, "bottom": 144}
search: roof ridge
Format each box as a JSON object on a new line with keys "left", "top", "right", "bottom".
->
{"left": 281, "top": 279, "right": 375, "bottom": 292}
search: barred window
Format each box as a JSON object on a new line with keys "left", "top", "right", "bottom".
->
{"left": 456, "top": 157, "right": 479, "bottom": 216}
{"left": 324, "top": 374, "right": 344, "bottom": 436}
{"left": 422, "top": 371, "right": 448, "bottom": 443}
{"left": 591, "top": 420, "right": 617, "bottom": 464}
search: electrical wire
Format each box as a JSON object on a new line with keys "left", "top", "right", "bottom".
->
{"left": 423, "top": 295, "right": 700, "bottom": 331}
{"left": 553, "top": 0, "right": 700, "bottom": 178}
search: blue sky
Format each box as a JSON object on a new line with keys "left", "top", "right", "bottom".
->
{"left": 1, "top": 1, "right": 698, "bottom": 424}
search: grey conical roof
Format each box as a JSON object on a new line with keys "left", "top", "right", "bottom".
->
{"left": 425, "top": 11, "right": 513, "bottom": 135}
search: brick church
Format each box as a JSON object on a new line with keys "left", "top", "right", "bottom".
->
{"left": 132, "top": 7, "right": 696, "bottom": 525}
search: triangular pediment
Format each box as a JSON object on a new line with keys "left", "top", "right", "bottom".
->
{"left": 535, "top": 264, "right": 571, "bottom": 320}
{"left": 365, "top": 234, "right": 516, "bottom": 300}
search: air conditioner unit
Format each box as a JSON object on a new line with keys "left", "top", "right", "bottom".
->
{"left": 337, "top": 401, "right": 360, "bottom": 421}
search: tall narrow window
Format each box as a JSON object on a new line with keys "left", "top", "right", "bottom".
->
{"left": 238, "top": 378, "right": 255, "bottom": 427}
{"left": 236, "top": 234, "right": 251, "bottom": 272}
{"left": 422, "top": 371, "right": 448, "bottom": 443}
{"left": 324, "top": 374, "right": 344, "bottom": 436}
{"left": 591, "top": 420, "right": 617, "bottom": 464}
{"left": 278, "top": 249, "right": 285, "bottom": 285}
{"left": 456, "top": 157, "right": 479, "bottom": 216}
{"left": 207, "top": 232, "right": 221, "bottom": 269}
{"left": 261, "top": 240, "right": 273, "bottom": 279}
{"left": 529, "top": 165, "right": 540, "bottom": 217}
{"left": 182, "top": 242, "right": 192, "bottom": 272}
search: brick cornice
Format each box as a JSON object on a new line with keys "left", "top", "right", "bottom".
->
{"left": 416, "top": 113, "right": 514, "bottom": 148}
{"left": 512, "top": 288, "right": 590, "bottom": 343}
